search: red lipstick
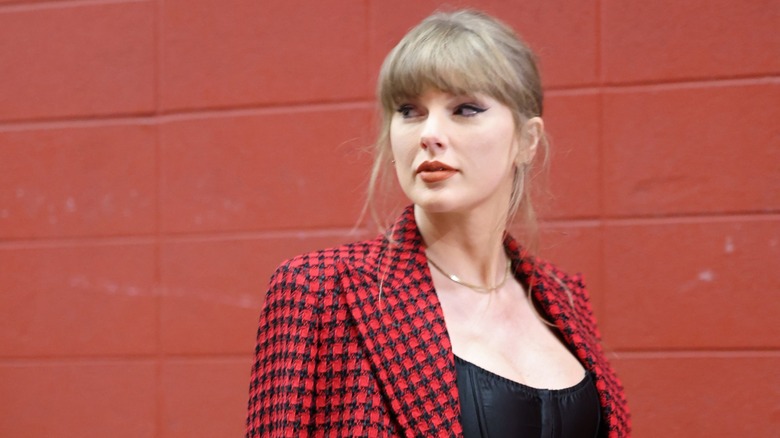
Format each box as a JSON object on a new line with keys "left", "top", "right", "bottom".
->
{"left": 416, "top": 161, "right": 457, "bottom": 183}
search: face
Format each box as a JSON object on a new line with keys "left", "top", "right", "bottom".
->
{"left": 390, "top": 89, "right": 532, "bottom": 216}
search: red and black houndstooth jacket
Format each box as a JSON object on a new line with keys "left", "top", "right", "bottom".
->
{"left": 247, "top": 206, "right": 631, "bottom": 437}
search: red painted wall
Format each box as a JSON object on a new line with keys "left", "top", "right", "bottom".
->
{"left": 1, "top": 1, "right": 778, "bottom": 436}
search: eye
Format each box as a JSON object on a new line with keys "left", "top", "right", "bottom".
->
{"left": 454, "top": 104, "right": 487, "bottom": 117}
{"left": 396, "top": 104, "right": 420, "bottom": 118}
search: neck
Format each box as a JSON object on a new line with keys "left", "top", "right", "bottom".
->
{"left": 415, "top": 204, "right": 509, "bottom": 289}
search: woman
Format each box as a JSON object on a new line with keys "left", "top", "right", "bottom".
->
{"left": 247, "top": 10, "right": 630, "bottom": 437}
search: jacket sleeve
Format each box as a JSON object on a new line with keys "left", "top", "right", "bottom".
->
{"left": 246, "top": 259, "right": 320, "bottom": 437}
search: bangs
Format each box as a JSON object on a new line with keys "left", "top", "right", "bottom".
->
{"left": 379, "top": 21, "right": 515, "bottom": 111}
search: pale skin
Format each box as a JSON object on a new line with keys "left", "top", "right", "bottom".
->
{"left": 391, "top": 89, "right": 585, "bottom": 390}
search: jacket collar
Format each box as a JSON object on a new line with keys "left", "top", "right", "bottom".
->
{"left": 344, "top": 206, "right": 593, "bottom": 434}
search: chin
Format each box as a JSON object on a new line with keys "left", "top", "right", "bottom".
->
{"left": 407, "top": 191, "right": 456, "bottom": 213}
{"left": 411, "top": 193, "right": 477, "bottom": 215}
{"left": 415, "top": 202, "right": 456, "bottom": 215}
{"left": 411, "top": 190, "right": 512, "bottom": 220}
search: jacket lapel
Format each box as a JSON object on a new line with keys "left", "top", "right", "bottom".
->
{"left": 344, "top": 208, "right": 599, "bottom": 435}
{"left": 344, "top": 207, "right": 462, "bottom": 435}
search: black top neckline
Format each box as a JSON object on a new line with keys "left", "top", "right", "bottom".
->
{"left": 453, "top": 354, "right": 592, "bottom": 396}
{"left": 454, "top": 353, "right": 602, "bottom": 437}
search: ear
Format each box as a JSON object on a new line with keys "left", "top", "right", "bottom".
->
{"left": 516, "top": 117, "right": 543, "bottom": 165}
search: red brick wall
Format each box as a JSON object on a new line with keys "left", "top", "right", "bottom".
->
{"left": 1, "top": 1, "right": 777, "bottom": 436}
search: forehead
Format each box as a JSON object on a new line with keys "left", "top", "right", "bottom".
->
{"left": 381, "top": 25, "right": 509, "bottom": 106}
{"left": 388, "top": 72, "right": 495, "bottom": 105}
{"left": 385, "top": 58, "right": 500, "bottom": 104}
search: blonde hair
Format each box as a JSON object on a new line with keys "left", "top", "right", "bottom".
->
{"left": 366, "top": 9, "right": 548, "bottom": 251}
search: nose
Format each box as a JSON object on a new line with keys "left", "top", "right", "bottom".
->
{"left": 420, "top": 111, "right": 446, "bottom": 150}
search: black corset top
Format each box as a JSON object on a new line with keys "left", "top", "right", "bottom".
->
{"left": 455, "top": 355, "right": 601, "bottom": 438}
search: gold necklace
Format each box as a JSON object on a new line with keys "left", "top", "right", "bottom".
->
{"left": 427, "top": 257, "right": 512, "bottom": 293}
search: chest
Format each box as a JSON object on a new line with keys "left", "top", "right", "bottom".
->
{"left": 435, "top": 277, "right": 586, "bottom": 389}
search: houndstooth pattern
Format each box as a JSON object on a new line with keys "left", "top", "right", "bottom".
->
{"left": 247, "top": 206, "right": 630, "bottom": 437}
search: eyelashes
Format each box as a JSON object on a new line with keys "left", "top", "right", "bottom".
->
{"left": 395, "top": 103, "right": 488, "bottom": 119}
{"left": 455, "top": 104, "right": 487, "bottom": 117}
{"left": 396, "top": 104, "right": 418, "bottom": 118}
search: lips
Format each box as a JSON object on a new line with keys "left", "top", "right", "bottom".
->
{"left": 416, "top": 160, "right": 457, "bottom": 183}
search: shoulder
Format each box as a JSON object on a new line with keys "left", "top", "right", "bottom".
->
{"left": 265, "top": 234, "right": 386, "bottom": 298}
{"left": 532, "top": 257, "right": 588, "bottom": 296}
{"left": 517, "top": 253, "right": 598, "bottom": 324}
{"left": 504, "top": 234, "right": 588, "bottom": 299}
{"left": 257, "top": 235, "right": 386, "bottom": 336}
{"left": 274, "top": 234, "right": 385, "bottom": 275}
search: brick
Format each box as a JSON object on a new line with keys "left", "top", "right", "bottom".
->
{"left": 539, "top": 223, "right": 605, "bottom": 318}
{"left": 603, "top": 0, "right": 780, "bottom": 83}
{"left": 0, "top": 0, "right": 71, "bottom": 3}
{"left": 161, "top": 0, "right": 369, "bottom": 111}
{"left": 0, "top": 2, "right": 155, "bottom": 121}
{"left": 485, "top": 0, "right": 598, "bottom": 88}
{"left": 539, "top": 92, "right": 600, "bottom": 219}
{"left": 0, "top": 361, "right": 156, "bottom": 437}
{"left": 613, "top": 355, "right": 780, "bottom": 437}
{"left": 603, "top": 218, "right": 780, "bottom": 349}
{"left": 369, "top": 0, "right": 598, "bottom": 90}
{"left": 160, "top": 232, "right": 364, "bottom": 354}
{"left": 603, "top": 82, "right": 780, "bottom": 217}
{"left": 0, "top": 124, "right": 156, "bottom": 239}
{"left": 161, "top": 359, "right": 249, "bottom": 438}
{"left": 160, "top": 107, "right": 374, "bottom": 233}
{"left": 0, "top": 243, "right": 158, "bottom": 357}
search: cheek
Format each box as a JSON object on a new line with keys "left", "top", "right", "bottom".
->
{"left": 472, "top": 133, "right": 518, "bottom": 181}
{"left": 388, "top": 121, "right": 401, "bottom": 157}
{"left": 389, "top": 126, "right": 416, "bottom": 162}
